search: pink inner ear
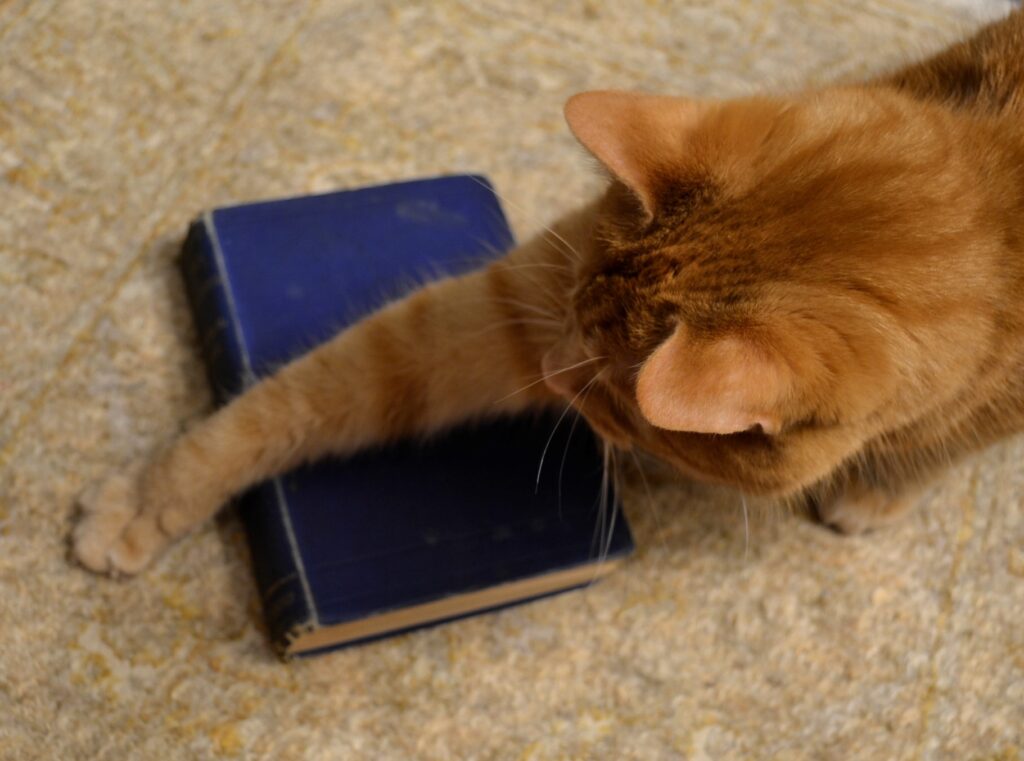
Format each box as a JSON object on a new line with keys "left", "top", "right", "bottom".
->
{"left": 635, "top": 326, "right": 787, "bottom": 435}
{"left": 563, "top": 90, "right": 707, "bottom": 215}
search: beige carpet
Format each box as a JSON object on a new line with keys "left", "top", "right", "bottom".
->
{"left": 2, "top": 1, "right": 1022, "bottom": 759}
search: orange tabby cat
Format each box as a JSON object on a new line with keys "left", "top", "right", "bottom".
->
{"left": 75, "top": 11, "right": 1024, "bottom": 575}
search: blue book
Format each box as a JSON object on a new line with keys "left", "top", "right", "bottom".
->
{"left": 179, "top": 175, "right": 634, "bottom": 658}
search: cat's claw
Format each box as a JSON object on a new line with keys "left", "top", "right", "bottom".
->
{"left": 72, "top": 467, "right": 169, "bottom": 576}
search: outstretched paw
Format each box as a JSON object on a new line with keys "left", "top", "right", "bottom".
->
{"left": 72, "top": 467, "right": 171, "bottom": 576}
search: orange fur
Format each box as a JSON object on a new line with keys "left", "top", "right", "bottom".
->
{"left": 74, "top": 10, "right": 1024, "bottom": 574}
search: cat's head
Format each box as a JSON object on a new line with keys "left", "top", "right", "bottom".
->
{"left": 543, "top": 88, "right": 997, "bottom": 496}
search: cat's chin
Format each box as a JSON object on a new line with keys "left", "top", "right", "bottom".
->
{"left": 581, "top": 417, "right": 634, "bottom": 450}
{"left": 574, "top": 396, "right": 639, "bottom": 451}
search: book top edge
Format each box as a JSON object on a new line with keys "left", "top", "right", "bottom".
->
{"left": 206, "top": 173, "right": 495, "bottom": 217}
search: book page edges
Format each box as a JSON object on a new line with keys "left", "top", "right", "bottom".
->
{"left": 283, "top": 558, "right": 625, "bottom": 657}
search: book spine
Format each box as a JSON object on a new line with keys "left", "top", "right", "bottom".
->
{"left": 179, "top": 220, "right": 246, "bottom": 403}
{"left": 178, "top": 218, "right": 317, "bottom": 657}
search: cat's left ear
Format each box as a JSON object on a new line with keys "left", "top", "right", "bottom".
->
{"left": 564, "top": 90, "right": 708, "bottom": 217}
{"left": 635, "top": 325, "right": 791, "bottom": 436}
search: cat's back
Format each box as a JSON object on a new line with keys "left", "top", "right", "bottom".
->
{"left": 884, "top": 9, "right": 1024, "bottom": 117}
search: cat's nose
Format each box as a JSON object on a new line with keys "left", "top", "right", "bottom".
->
{"left": 541, "top": 347, "right": 577, "bottom": 397}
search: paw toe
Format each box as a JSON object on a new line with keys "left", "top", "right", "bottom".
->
{"left": 72, "top": 470, "right": 149, "bottom": 576}
{"left": 106, "top": 518, "right": 165, "bottom": 575}
{"left": 72, "top": 515, "right": 114, "bottom": 573}
{"left": 820, "top": 503, "right": 873, "bottom": 535}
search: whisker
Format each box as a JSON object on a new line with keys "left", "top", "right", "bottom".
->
{"left": 492, "top": 262, "right": 574, "bottom": 294}
{"left": 590, "top": 441, "right": 611, "bottom": 565}
{"left": 542, "top": 230, "right": 583, "bottom": 263}
{"left": 467, "top": 175, "right": 584, "bottom": 263}
{"left": 588, "top": 441, "right": 622, "bottom": 582}
{"left": 466, "top": 317, "right": 563, "bottom": 340}
{"left": 602, "top": 444, "right": 622, "bottom": 565}
{"left": 629, "top": 448, "right": 669, "bottom": 555}
{"left": 740, "top": 494, "right": 750, "bottom": 561}
{"left": 494, "top": 355, "right": 606, "bottom": 404}
{"left": 557, "top": 411, "right": 584, "bottom": 520}
{"left": 488, "top": 296, "right": 561, "bottom": 321}
{"left": 557, "top": 379, "right": 601, "bottom": 517}
{"left": 496, "top": 262, "right": 571, "bottom": 274}
{"left": 535, "top": 371, "right": 604, "bottom": 491}
{"left": 492, "top": 262, "right": 575, "bottom": 297}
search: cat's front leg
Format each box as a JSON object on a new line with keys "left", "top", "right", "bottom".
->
{"left": 72, "top": 369, "right": 325, "bottom": 575}
{"left": 72, "top": 252, "right": 563, "bottom": 576}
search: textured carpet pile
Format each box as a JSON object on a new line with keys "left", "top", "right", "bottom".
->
{"left": 1, "top": 1, "right": 1022, "bottom": 759}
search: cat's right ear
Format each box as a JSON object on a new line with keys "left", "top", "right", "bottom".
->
{"left": 564, "top": 90, "right": 708, "bottom": 217}
{"left": 634, "top": 325, "right": 791, "bottom": 436}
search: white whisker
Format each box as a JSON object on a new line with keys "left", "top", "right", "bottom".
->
{"left": 496, "top": 262, "right": 571, "bottom": 274}
{"left": 629, "top": 448, "right": 669, "bottom": 555}
{"left": 587, "top": 441, "right": 622, "bottom": 584}
{"left": 488, "top": 296, "right": 561, "bottom": 321}
{"left": 741, "top": 494, "right": 750, "bottom": 561}
{"left": 557, "top": 379, "right": 601, "bottom": 516}
{"left": 467, "top": 318, "right": 564, "bottom": 340}
{"left": 494, "top": 355, "right": 606, "bottom": 404}
{"left": 535, "top": 371, "right": 604, "bottom": 491}
{"left": 467, "top": 175, "right": 584, "bottom": 262}
{"left": 602, "top": 445, "right": 621, "bottom": 565}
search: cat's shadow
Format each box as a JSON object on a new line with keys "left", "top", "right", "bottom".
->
{"left": 613, "top": 455, "right": 811, "bottom": 562}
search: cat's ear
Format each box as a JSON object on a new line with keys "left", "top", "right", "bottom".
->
{"left": 564, "top": 90, "right": 708, "bottom": 216}
{"left": 635, "top": 326, "right": 790, "bottom": 435}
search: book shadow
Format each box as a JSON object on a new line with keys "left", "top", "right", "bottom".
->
{"left": 148, "top": 231, "right": 278, "bottom": 658}
{"left": 148, "top": 232, "right": 217, "bottom": 417}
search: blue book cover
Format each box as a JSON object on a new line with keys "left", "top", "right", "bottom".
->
{"left": 179, "top": 175, "right": 634, "bottom": 658}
